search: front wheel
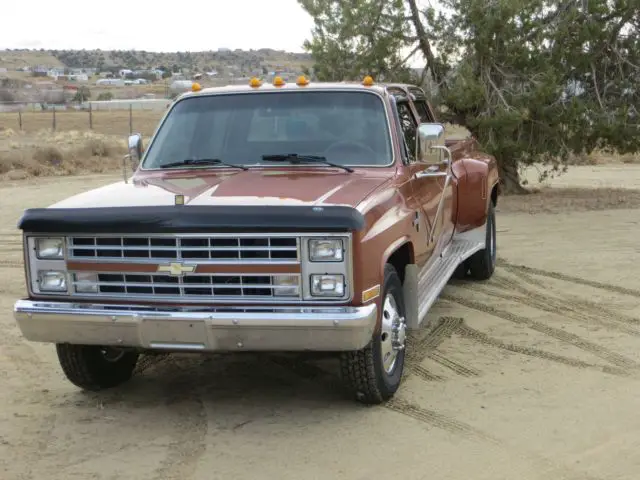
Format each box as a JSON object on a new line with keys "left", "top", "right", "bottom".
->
{"left": 339, "top": 264, "right": 407, "bottom": 405}
{"left": 467, "top": 201, "right": 497, "bottom": 280}
{"left": 56, "top": 344, "right": 139, "bottom": 391}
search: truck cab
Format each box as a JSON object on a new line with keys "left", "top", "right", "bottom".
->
{"left": 13, "top": 76, "right": 499, "bottom": 404}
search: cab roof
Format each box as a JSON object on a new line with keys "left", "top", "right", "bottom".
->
{"left": 178, "top": 80, "right": 392, "bottom": 100}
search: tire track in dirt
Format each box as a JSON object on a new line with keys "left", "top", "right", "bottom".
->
{"left": 385, "top": 397, "right": 499, "bottom": 444}
{"left": 406, "top": 316, "right": 481, "bottom": 379}
{"left": 498, "top": 259, "right": 640, "bottom": 299}
{"left": 464, "top": 276, "right": 640, "bottom": 338}
{"left": 441, "top": 293, "right": 640, "bottom": 371}
{"left": 151, "top": 357, "right": 208, "bottom": 480}
{"left": 267, "top": 351, "right": 489, "bottom": 441}
{"left": 455, "top": 321, "right": 628, "bottom": 377}
{"left": 498, "top": 267, "right": 640, "bottom": 327}
{"left": 409, "top": 364, "right": 445, "bottom": 382}
{"left": 134, "top": 353, "right": 172, "bottom": 375}
{"left": 0, "top": 260, "right": 22, "bottom": 268}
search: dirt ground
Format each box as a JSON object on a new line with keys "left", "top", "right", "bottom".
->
{"left": 1, "top": 167, "right": 640, "bottom": 480}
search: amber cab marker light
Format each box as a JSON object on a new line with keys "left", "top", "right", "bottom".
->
{"left": 296, "top": 75, "right": 310, "bottom": 86}
{"left": 362, "top": 75, "right": 374, "bottom": 87}
{"left": 273, "top": 76, "right": 286, "bottom": 87}
{"left": 249, "top": 77, "right": 262, "bottom": 88}
{"left": 191, "top": 82, "right": 202, "bottom": 92}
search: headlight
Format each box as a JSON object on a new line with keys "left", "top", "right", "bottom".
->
{"left": 272, "top": 275, "right": 300, "bottom": 297}
{"left": 35, "top": 237, "right": 64, "bottom": 259}
{"left": 74, "top": 272, "right": 99, "bottom": 294}
{"left": 309, "top": 239, "right": 343, "bottom": 262}
{"left": 37, "top": 270, "right": 67, "bottom": 292}
{"left": 310, "top": 274, "right": 345, "bottom": 297}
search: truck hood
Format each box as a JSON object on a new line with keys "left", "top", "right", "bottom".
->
{"left": 50, "top": 169, "right": 393, "bottom": 211}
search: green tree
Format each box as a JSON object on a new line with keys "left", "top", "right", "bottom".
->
{"left": 299, "top": 0, "right": 416, "bottom": 82}
{"left": 72, "top": 88, "right": 91, "bottom": 103}
{"left": 299, "top": 0, "right": 640, "bottom": 193}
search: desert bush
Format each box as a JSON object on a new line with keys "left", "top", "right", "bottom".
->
{"left": 0, "top": 88, "right": 15, "bottom": 103}
{"left": 0, "top": 130, "right": 127, "bottom": 179}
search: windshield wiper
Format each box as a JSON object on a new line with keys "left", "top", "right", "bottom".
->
{"left": 159, "top": 158, "right": 248, "bottom": 170}
{"left": 261, "top": 153, "right": 353, "bottom": 173}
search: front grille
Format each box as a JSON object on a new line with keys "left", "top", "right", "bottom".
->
{"left": 67, "top": 235, "right": 299, "bottom": 262}
{"left": 71, "top": 272, "right": 300, "bottom": 299}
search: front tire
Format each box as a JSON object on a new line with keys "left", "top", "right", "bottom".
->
{"left": 467, "top": 201, "right": 497, "bottom": 280}
{"left": 339, "top": 264, "right": 407, "bottom": 405}
{"left": 56, "top": 344, "right": 139, "bottom": 391}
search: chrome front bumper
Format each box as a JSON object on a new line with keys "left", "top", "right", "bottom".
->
{"left": 13, "top": 300, "right": 378, "bottom": 352}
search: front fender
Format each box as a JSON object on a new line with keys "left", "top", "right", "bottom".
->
{"left": 456, "top": 155, "right": 499, "bottom": 230}
{"left": 353, "top": 181, "right": 418, "bottom": 331}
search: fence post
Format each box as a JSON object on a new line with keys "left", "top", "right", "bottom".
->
{"left": 129, "top": 103, "right": 133, "bottom": 134}
{"left": 89, "top": 103, "right": 93, "bottom": 130}
{"left": 18, "top": 110, "right": 22, "bottom": 131}
{"left": 52, "top": 106, "right": 56, "bottom": 131}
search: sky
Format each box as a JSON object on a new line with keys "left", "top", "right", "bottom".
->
{"left": 1, "top": 0, "right": 316, "bottom": 52}
{"left": 1, "top": 0, "right": 436, "bottom": 67}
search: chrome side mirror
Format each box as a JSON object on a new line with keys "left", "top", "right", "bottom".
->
{"left": 415, "top": 122, "right": 450, "bottom": 166}
{"left": 123, "top": 133, "right": 143, "bottom": 183}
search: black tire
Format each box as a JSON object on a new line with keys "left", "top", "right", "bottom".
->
{"left": 452, "top": 262, "right": 468, "bottom": 279}
{"left": 339, "top": 264, "right": 407, "bottom": 405}
{"left": 56, "top": 344, "right": 139, "bottom": 391}
{"left": 467, "top": 201, "right": 497, "bottom": 280}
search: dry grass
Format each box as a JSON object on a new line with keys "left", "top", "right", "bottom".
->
{"left": 0, "top": 110, "right": 165, "bottom": 137}
{"left": 0, "top": 128, "right": 126, "bottom": 180}
{"left": 497, "top": 186, "right": 640, "bottom": 214}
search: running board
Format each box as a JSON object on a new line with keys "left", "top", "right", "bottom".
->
{"left": 403, "top": 224, "right": 486, "bottom": 330}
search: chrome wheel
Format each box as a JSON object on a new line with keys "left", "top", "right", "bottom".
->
{"left": 380, "top": 293, "right": 407, "bottom": 374}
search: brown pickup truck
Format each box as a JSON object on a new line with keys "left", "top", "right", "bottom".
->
{"left": 13, "top": 76, "right": 499, "bottom": 404}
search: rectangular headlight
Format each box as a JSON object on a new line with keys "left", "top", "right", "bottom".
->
{"left": 310, "top": 274, "right": 345, "bottom": 297}
{"left": 35, "top": 237, "right": 64, "bottom": 259}
{"left": 309, "top": 239, "right": 344, "bottom": 262}
{"left": 37, "top": 270, "right": 67, "bottom": 292}
{"left": 272, "top": 274, "right": 300, "bottom": 297}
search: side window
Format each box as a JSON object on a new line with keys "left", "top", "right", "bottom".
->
{"left": 413, "top": 100, "right": 433, "bottom": 123}
{"left": 396, "top": 101, "right": 418, "bottom": 161}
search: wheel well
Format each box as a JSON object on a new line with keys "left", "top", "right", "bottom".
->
{"left": 386, "top": 242, "right": 413, "bottom": 284}
{"left": 491, "top": 184, "right": 499, "bottom": 206}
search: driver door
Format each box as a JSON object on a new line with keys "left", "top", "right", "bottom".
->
{"left": 396, "top": 100, "right": 454, "bottom": 266}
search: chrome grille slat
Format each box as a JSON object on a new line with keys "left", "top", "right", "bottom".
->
{"left": 67, "top": 234, "right": 300, "bottom": 263}
{"left": 71, "top": 272, "right": 300, "bottom": 300}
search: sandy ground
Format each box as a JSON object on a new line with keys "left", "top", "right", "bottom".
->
{"left": 1, "top": 167, "right": 640, "bottom": 480}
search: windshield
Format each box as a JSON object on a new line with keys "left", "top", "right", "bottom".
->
{"left": 141, "top": 90, "right": 393, "bottom": 169}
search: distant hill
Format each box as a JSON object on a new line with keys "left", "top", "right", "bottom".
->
{"left": 0, "top": 48, "right": 313, "bottom": 76}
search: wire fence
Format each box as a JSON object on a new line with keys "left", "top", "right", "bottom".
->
{"left": 0, "top": 102, "right": 169, "bottom": 137}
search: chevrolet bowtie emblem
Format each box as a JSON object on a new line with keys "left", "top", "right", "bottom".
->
{"left": 157, "top": 262, "right": 196, "bottom": 276}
